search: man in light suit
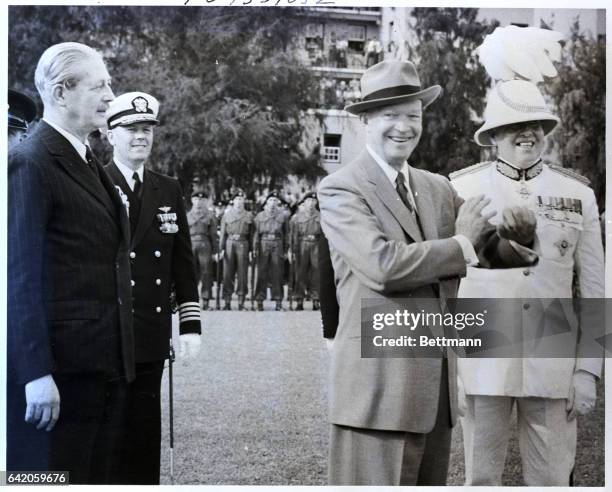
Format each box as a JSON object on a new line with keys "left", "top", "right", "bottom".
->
{"left": 7, "top": 42, "right": 134, "bottom": 483}
{"left": 451, "top": 79, "right": 604, "bottom": 486}
{"left": 104, "top": 92, "right": 202, "bottom": 484}
{"left": 317, "top": 60, "right": 539, "bottom": 485}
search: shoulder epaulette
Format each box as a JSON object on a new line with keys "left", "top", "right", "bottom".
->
{"left": 548, "top": 164, "right": 591, "bottom": 186}
{"left": 449, "top": 161, "right": 492, "bottom": 181}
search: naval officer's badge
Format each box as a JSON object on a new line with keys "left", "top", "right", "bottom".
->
{"left": 132, "top": 96, "right": 149, "bottom": 113}
{"left": 157, "top": 206, "right": 178, "bottom": 233}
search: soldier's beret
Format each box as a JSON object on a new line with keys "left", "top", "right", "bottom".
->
{"left": 232, "top": 190, "right": 246, "bottom": 200}
{"left": 191, "top": 187, "right": 208, "bottom": 199}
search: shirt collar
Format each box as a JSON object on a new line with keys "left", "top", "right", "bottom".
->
{"left": 366, "top": 144, "right": 411, "bottom": 188}
{"left": 114, "top": 157, "right": 144, "bottom": 189}
{"left": 43, "top": 118, "right": 89, "bottom": 162}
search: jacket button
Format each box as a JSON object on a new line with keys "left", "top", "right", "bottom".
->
{"left": 130, "top": 252, "right": 136, "bottom": 259}
{"left": 523, "top": 269, "right": 530, "bottom": 276}
{"left": 131, "top": 280, "right": 135, "bottom": 287}
{"left": 156, "top": 279, "right": 161, "bottom": 285}
{"left": 118, "top": 297, "right": 122, "bottom": 305}
{"left": 155, "top": 251, "right": 161, "bottom": 258}
{"left": 156, "top": 306, "right": 162, "bottom": 313}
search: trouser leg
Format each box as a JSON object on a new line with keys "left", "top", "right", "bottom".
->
{"left": 461, "top": 395, "right": 513, "bottom": 485}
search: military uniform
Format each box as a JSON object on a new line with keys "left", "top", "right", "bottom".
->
{"left": 187, "top": 205, "right": 218, "bottom": 307}
{"left": 104, "top": 92, "right": 201, "bottom": 485}
{"left": 451, "top": 160, "right": 604, "bottom": 485}
{"left": 292, "top": 203, "right": 322, "bottom": 309}
{"left": 220, "top": 203, "right": 253, "bottom": 309}
{"left": 253, "top": 206, "right": 288, "bottom": 308}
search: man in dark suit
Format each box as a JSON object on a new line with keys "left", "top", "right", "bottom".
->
{"left": 104, "top": 91, "right": 202, "bottom": 484}
{"left": 7, "top": 42, "right": 134, "bottom": 483}
{"left": 317, "top": 60, "right": 539, "bottom": 485}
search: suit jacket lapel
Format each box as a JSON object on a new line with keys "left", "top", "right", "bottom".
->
{"left": 131, "top": 169, "right": 158, "bottom": 248}
{"left": 410, "top": 166, "right": 438, "bottom": 241}
{"left": 98, "top": 162, "right": 131, "bottom": 242}
{"left": 358, "top": 150, "right": 423, "bottom": 242}
{"left": 39, "top": 122, "right": 117, "bottom": 219}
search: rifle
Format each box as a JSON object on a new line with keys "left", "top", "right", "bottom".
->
{"left": 250, "top": 247, "right": 257, "bottom": 310}
{"left": 215, "top": 252, "right": 221, "bottom": 310}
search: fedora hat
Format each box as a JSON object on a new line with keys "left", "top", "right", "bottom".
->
{"left": 344, "top": 60, "right": 441, "bottom": 114}
{"left": 475, "top": 80, "right": 559, "bottom": 146}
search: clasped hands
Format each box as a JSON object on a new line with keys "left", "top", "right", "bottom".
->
{"left": 455, "top": 195, "right": 536, "bottom": 248}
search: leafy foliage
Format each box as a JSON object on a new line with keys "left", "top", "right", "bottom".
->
{"left": 8, "top": 6, "right": 323, "bottom": 197}
{"left": 543, "top": 20, "right": 605, "bottom": 208}
{"left": 406, "top": 8, "right": 499, "bottom": 175}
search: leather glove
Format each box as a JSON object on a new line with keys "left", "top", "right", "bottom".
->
{"left": 497, "top": 206, "right": 537, "bottom": 246}
{"left": 325, "top": 338, "right": 334, "bottom": 352}
{"left": 179, "top": 333, "right": 202, "bottom": 359}
{"left": 25, "top": 374, "right": 60, "bottom": 431}
{"left": 566, "top": 370, "right": 597, "bottom": 421}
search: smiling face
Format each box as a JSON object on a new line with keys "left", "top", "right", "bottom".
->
{"left": 364, "top": 99, "right": 422, "bottom": 169}
{"left": 107, "top": 122, "right": 155, "bottom": 169}
{"left": 493, "top": 121, "right": 546, "bottom": 169}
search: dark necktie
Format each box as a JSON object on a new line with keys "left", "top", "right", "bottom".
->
{"left": 85, "top": 146, "right": 101, "bottom": 180}
{"left": 132, "top": 171, "right": 142, "bottom": 199}
{"left": 395, "top": 172, "right": 413, "bottom": 213}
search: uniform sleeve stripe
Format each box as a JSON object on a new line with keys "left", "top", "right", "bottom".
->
{"left": 180, "top": 315, "right": 202, "bottom": 323}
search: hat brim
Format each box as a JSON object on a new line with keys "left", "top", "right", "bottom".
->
{"left": 8, "top": 89, "right": 38, "bottom": 123}
{"left": 344, "top": 85, "right": 442, "bottom": 115}
{"left": 110, "top": 114, "right": 159, "bottom": 128}
{"left": 475, "top": 114, "right": 560, "bottom": 146}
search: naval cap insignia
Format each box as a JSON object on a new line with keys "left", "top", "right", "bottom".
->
{"left": 132, "top": 96, "right": 149, "bottom": 113}
{"left": 159, "top": 206, "right": 171, "bottom": 213}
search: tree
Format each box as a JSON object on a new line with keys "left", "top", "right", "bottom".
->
{"left": 8, "top": 6, "right": 324, "bottom": 198}
{"left": 543, "top": 20, "right": 605, "bottom": 208}
{"left": 404, "top": 8, "right": 498, "bottom": 176}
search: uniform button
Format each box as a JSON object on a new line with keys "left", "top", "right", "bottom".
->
{"left": 156, "top": 306, "right": 162, "bottom": 313}
{"left": 155, "top": 251, "right": 161, "bottom": 258}
{"left": 118, "top": 297, "right": 122, "bottom": 305}
{"left": 131, "top": 280, "right": 135, "bottom": 287}
{"left": 156, "top": 279, "right": 161, "bottom": 285}
{"left": 130, "top": 252, "right": 136, "bottom": 259}
{"left": 523, "top": 303, "right": 530, "bottom": 310}
{"left": 523, "top": 269, "right": 531, "bottom": 276}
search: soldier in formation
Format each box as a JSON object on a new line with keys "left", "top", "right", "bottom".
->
{"left": 187, "top": 188, "right": 218, "bottom": 310}
{"left": 253, "top": 191, "right": 288, "bottom": 311}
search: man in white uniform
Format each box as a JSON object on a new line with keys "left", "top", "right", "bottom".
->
{"left": 451, "top": 79, "right": 604, "bottom": 485}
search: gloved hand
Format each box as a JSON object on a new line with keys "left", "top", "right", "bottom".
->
{"left": 325, "top": 338, "right": 334, "bottom": 351}
{"left": 566, "top": 370, "right": 597, "bottom": 421}
{"left": 25, "top": 374, "right": 60, "bottom": 431}
{"left": 179, "top": 333, "right": 202, "bottom": 359}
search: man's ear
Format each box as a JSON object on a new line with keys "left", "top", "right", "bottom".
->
{"left": 106, "top": 129, "right": 115, "bottom": 146}
{"left": 50, "top": 84, "right": 67, "bottom": 107}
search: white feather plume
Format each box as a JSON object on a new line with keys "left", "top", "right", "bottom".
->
{"left": 477, "top": 25, "right": 564, "bottom": 83}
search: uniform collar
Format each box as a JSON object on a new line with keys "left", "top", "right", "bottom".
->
{"left": 114, "top": 157, "right": 144, "bottom": 190}
{"left": 43, "top": 117, "right": 89, "bottom": 162}
{"left": 496, "top": 157, "right": 543, "bottom": 181}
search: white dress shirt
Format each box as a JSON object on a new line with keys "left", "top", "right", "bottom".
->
{"left": 114, "top": 158, "right": 144, "bottom": 192}
{"left": 43, "top": 118, "right": 88, "bottom": 162}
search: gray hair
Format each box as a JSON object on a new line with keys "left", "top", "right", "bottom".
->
{"left": 34, "top": 42, "right": 103, "bottom": 104}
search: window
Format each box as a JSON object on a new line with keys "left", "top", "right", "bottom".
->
{"left": 323, "top": 134, "right": 341, "bottom": 162}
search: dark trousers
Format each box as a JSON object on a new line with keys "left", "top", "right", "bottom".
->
{"left": 116, "top": 360, "right": 165, "bottom": 484}
{"left": 223, "top": 239, "right": 249, "bottom": 298}
{"left": 296, "top": 240, "right": 320, "bottom": 301}
{"left": 254, "top": 239, "right": 284, "bottom": 301}
{"left": 329, "top": 359, "right": 451, "bottom": 485}
{"left": 192, "top": 239, "right": 214, "bottom": 300}
{"left": 7, "top": 374, "right": 129, "bottom": 484}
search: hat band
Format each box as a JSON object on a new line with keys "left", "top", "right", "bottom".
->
{"left": 108, "top": 108, "right": 155, "bottom": 127}
{"left": 362, "top": 84, "right": 423, "bottom": 102}
{"left": 497, "top": 84, "right": 549, "bottom": 114}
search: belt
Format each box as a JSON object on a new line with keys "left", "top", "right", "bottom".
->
{"left": 228, "top": 234, "right": 247, "bottom": 240}
{"left": 302, "top": 234, "right": 320, "bottom": 241}
{"left": 262, "top": 234, "right": 281, "bottom": 240}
